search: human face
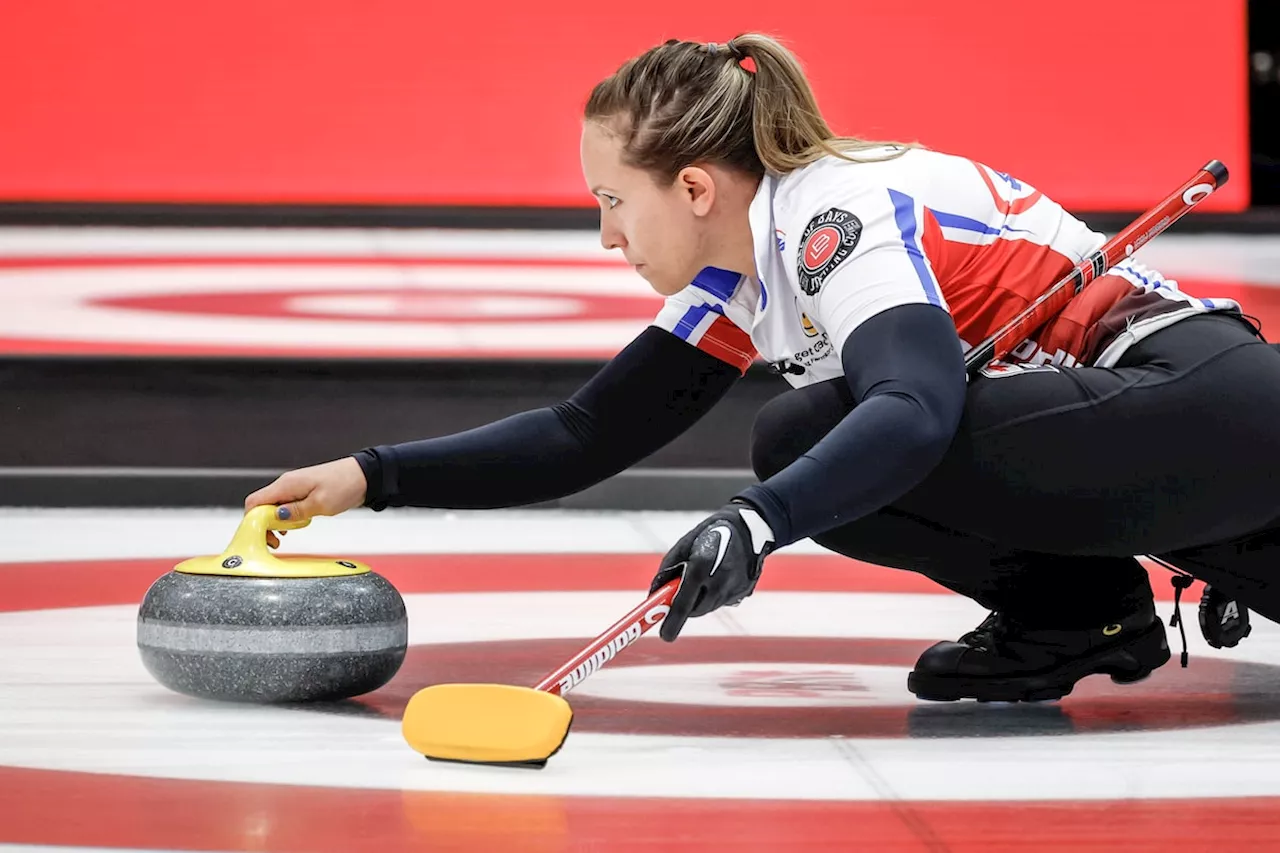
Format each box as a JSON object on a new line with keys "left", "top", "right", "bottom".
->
{"left": 580, "top": 120, "right": 713, "bottom": 296}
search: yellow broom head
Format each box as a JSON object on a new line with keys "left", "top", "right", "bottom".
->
{"left": 402, "top": 683, "right": 573, "bottom": 768}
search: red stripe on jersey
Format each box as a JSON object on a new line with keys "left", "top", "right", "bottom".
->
{"left": 920, "top": 209, "right": 953, "bottom": 282}
{"left": 697, "top": 314, "right": 756, "bottom": 374}
{"left": 975, "top": 164, "right": 1043, "bottom": 216}
{"left": 1034, "top": 273, "right": 1136, "bottom": 359}
{"left": 936, "top": 236, "right": 1078, "bottom": 348}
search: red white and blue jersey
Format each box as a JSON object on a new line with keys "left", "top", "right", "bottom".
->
{"left": 653, "top": 147, "right": 1239, "bottom": 383}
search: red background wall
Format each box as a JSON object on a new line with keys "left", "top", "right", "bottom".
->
{"left": 0, "top": 0, "right": 1251, "bottom": 211}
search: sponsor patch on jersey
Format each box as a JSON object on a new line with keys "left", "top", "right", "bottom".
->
{"left": 797, "top": 208, "right": 862, "bottom": 295}
{"left": 793, "top": 297, "right": 820, "bottom": 338}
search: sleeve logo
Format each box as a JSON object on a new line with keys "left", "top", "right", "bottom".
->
{"left": 797, "top": 208, "right": 863, "bottom": 295}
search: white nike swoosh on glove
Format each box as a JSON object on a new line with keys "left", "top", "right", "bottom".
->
{"left": 706, "top": 524, "right": 732, "bottom": 575}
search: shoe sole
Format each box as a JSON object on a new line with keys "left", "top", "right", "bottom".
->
{"left": 906, "top": 621, "right": 1171, "bottom": 703}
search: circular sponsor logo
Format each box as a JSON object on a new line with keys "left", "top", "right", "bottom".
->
{"left": 802, "top": 226, "right": 843, "bottom": 272}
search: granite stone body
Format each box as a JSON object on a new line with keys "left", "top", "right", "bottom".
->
{"left": 137, "top": 571, "right": 407, "bottom": 703}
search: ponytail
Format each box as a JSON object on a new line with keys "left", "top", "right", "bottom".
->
{"left": 584, "top": 33, "right": 913, "bottom": 182}
{"left": 731, "top": 34, "right": 913, "bottom": 173}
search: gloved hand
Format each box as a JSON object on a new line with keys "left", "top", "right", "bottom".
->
{"left": 650, "top": 501, "right": 776, "bottom": 642}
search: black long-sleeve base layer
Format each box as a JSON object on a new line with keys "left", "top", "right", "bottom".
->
{"left": 354, "top": 303, "right": 967, "bottom": 549}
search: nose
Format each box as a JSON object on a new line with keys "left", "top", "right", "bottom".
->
{"left": 599, "top": 215, "right": 626, "bottom": 252}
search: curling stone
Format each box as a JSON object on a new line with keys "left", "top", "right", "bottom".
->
{"left": 137, "top": 505, "right": 407, "bottom": 703}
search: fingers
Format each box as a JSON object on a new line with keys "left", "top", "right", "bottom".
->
{"left": 651, "top": 522, "right": 703, "bottom": 594}
{"left": 659, "top": 593, "right": 692, "bottom": 643}
{"left": 245, "top": 459, "right": 366, "bottom": 523}
{"left": 244, "top": 472, "right": 315, "bottom": 522}
{"left": 244, "top": 476, "right": 294, "bottom": 513}
{"left": 274, "top": 501, "right": 307, "bottom": 523}
{"left": 648, "top": 561, "right": 685, "bottom": 594}
{"left": 660, "top": 554, "right": 709, "bottom": 643}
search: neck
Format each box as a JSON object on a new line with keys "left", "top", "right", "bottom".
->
{"left": 702, "top": 175, "right": 762, "bottom": 279}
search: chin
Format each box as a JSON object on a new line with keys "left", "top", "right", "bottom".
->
{"left": 646, "top": 273, "right": 687, "bottom": 297}
{"left": 634, "top": 262, "right": 692, "bottom": 297}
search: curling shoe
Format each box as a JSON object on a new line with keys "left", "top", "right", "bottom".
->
{"left": 907, "top": 601, "right": 1170, "bottom": 703}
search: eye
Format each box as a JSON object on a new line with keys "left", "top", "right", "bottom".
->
{"left": 600, "top": 194, "right": 619, "bottom": 210}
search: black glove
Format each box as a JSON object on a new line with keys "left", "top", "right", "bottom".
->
{"left": 650, "top": 501, "right": 777, "bottom": 642}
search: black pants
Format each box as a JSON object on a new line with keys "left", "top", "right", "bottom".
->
{"left": 751, "top": 313, "right": 1280, "bottom": 627}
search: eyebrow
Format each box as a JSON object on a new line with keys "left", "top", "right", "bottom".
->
{"left": 590, "top": 187, "right": 618, "bottom": 196}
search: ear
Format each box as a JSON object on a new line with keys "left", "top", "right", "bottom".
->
{"left": 676, "top": 166, "right": 716, "bottom": 216}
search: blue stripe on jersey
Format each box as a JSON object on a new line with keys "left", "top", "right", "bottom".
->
{"left": 931, "top": 210, "right": 1001, "bottom": 236}
{"left": 888, "top": 189, "right": 944, "bottom": 308}
{"left": 1115, "top": 262, "right": 1164, "bottom": 292}
{"left": 933, "top": 209, "right": 1032, "bottom": 237}
{"left": 994, "top": 171, "right": 1023, "bottom": 191}
{"left": 692, "top": 267, "right": 742, "bottom": 301}
{"left": 673, "top": 302, "right": 724, "bottom": 341}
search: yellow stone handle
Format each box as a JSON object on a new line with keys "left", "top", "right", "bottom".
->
{"left": 228, "top": 504, "right": 312, "bottom": 558}
{"left": 170, "top": 504, "right": 369, "bottom": 578}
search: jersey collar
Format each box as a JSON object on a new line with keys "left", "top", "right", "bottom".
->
{"left": 748, "top": 172, "right": 780, "bottom": 286}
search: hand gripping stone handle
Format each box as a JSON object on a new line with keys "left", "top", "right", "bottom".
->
{"left": 243, "top": 503, "right": 313, "bottom": 536}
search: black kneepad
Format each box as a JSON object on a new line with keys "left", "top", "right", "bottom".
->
{"left": 1199, "top": 585, "right": 1252, "bottom": 648}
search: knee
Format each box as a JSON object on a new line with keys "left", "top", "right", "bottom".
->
{"left": 750, "top": 382, "right": 852, "bottom": 480}
{"left": 750, "top": 395, "right": 800, "bottom": 480}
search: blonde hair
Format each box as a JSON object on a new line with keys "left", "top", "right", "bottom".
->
{"left": 584, "top": 33, "right": 914, "bottom": 183}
